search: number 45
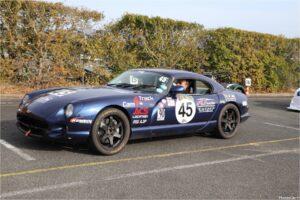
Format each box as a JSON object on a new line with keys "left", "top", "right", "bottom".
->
{"left": 179, "top": 102, "right": 192, "bottom": 117}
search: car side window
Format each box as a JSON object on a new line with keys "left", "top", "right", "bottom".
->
{"left": 194, "top": 80, "right": 212, "bottom": 95}
{"left": 297, "top": 91, "right": 300, "bottom": 96}
{"left": 173, "top": 79, "right": 194, "bottom": 94}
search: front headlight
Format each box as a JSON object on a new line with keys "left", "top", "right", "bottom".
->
{"left": 22, "top": 95, "right": 30, "bottom": 105}
{"left": 65, "top": 104, "right": 74, "bottom": 118}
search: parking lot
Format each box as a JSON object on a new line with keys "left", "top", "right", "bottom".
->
{"left": 0, "top": 96, "right": 299, "bottom": 199}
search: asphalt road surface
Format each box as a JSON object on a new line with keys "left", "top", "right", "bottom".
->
{"left": 0, "top": 97, "right": 299, "bottom": 199}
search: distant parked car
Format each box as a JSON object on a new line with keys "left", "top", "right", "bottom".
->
{"left": 287, "top": 88, "right": 300, "bottom": 111}
{"left": 226, "top": 83, "right": 245, "bottom": 94}
{"left": 203, "top": 72, "right": 245, "bottom": 94}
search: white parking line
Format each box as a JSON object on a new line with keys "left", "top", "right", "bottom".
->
{"left": 103, "top": 149, "right": 299, "bottom": 181}
{"left": 0, "top": 139, "right": 35, "bottom": 161}
{"left": 263, "top": 122, "right": 300, "bottom": 131}
{"left": 0, "top": 181, "right": 85, "bottom": 198}
{"left": 1, "top": 149, "right": 298, "bottom": 198}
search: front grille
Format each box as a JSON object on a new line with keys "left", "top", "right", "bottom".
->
{"left": 17, "top": 121, "right": 45, "bottom": 137}
{"left": 17, "top": 113, "right": 48, "bottom": 130}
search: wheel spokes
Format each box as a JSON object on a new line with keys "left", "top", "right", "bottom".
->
{"left": 224, "top": 123, "right": 228, "bottom": 131}
{"left": 113, "top": 132, "right": 122, "bottom": 138}
{"left": 108, "top": 136, "right": 114, "bottom": 146}
{"left": 100, "top": 134, "right": 109, "bottom": 143}
{"left": 98, "top": 115, "right": 123, "bottom": 148}
{"left": 115, "top": 122, "right": 122, "bottom": 129}
{"left": 100, "top": 121, "right": 108, "bottom": 132}
{"left": 221, "top": 108, "right": 238, "bottom": 134}
{"left": 221, "top": 118, "right": 227, "bottom": 123}
{"left": 227, "top": 123, "right": 233, "bottom": 131}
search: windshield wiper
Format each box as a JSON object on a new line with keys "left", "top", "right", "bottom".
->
{"left": 107, "top": 83, "right": 135, "bottom": 88}
{"left": 132, "top": 84, "right": 157, "bottom": 89}
{"left": 107, "top": 83, "right": 158, "bottom": 91}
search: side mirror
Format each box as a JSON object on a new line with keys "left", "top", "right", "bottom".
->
{"left": 170, "top": 85, "right": 185, "bottom": 94}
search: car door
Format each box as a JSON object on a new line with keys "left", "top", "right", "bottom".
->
{"left": 190, "top": 79, "right": 219, "bottom": 126}
{"left": 149, "top": 80, "right": 201, "bottom": 135}
{"left": 164, "top": 79, "right": 219, "bottom": 129}
{"left": 151, "top": 78, "right": 219, "bottom": 134}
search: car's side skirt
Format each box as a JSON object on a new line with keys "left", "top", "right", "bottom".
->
{"left": 130, "top": 120, "right": 217, "bottom": 139}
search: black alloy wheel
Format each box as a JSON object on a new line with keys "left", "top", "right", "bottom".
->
{"left": 98, "top": 115, "right": 124, "bottom": 147}
{"left": 90, "top": 108, "right": 130, "bottom": 155}
{"left": 221, "top": 108, "right": 238, "bottom": 135}
{"left": 214, "top": 103, "right": 240, "bottom": 139}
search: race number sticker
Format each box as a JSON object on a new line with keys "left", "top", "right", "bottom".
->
{"left": 175, "top": 94, "right": 196, "bottom": 124}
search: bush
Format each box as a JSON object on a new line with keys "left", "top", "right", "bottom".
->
{"left": 0, "top": 1, "right": 299, "bottom": 92}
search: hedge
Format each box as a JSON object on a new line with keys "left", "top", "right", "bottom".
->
{"left": 1, "top": 0, "right": 299, "bottom": 91}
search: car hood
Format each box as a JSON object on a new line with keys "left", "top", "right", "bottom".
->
{"left": 25, "top": 86, "right": 135, "bottom": 118}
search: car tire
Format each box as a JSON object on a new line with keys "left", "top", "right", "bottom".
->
{"left": 90, "top": 108, "right": 130, "bottom": 155}
{"left": 213, "top": 103, "right": 240, "bottom": 139}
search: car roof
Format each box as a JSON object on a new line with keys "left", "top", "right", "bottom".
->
{"left": 131, "top": 68, "right": 204, "bottom": 79}
{"left": 130, "top": 68, "right": 225, "bottom": 93}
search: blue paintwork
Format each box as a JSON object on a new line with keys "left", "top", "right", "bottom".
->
{"left": 16, "top": 69, "right": 249, "bottom": 143}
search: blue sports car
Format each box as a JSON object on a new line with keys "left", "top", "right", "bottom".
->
{"left": 17, "top": 69, "right": 250, "bottom": 155}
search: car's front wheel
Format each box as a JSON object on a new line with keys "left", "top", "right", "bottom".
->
{"left": 214, "top": 103, "right": 240, "bottom": 139}
{"left": 90, "top": 108, "right": 130, "bottom": 155}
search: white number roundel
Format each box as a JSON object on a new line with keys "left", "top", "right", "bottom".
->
{"left": 175, "top": 95, "right": 196, "bottom": 124}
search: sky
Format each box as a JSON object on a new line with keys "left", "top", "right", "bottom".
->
{"left": 47, "top": 0, "right": 300, "bottom": 38}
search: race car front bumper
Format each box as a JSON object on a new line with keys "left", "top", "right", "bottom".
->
{"left": 16, "top": 116, "right": 66, "bottom": 141}
{"left": 240, "top": 112, "right": 250, "bottom": 123}
{"left": 16, "top": 111, "right": 89, "bottom": 143}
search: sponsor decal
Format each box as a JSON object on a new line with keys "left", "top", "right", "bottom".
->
{"left": 166, "top": 97, "right": 175, "bottom": 107}
{"left": 138, "top": 96, "right": 154, "bottom": 102}
{"left": 133, "top": 107, "right": 148, "bottom": 115}
{"left": 132, "top": 107, "right": 149, "bottom": 119}
{"left": 242, "top": 100, "right": 248, "bottom": 106}
{"left": 123, "top": 96, "right": 146, "bottom": 108}
{"left": 133, "top": 119, "right": 147, "bottom": 125}
{"left": 157, "top": 108, "right": 165, "bottom": 121}
{"left": 157, "top": 97, "right": 175, "bottom": 109}
{"left": 133, "top": 96, "right": 143, "bottom": 106}
{"left": 35, "top": 96, "right": 53, "bottom": 103}
{"left": 175, "top": 94, "right": 196, "bottom": 124}
{"left": 70, "top": 118, "right": 92, "bottom": 124}
{"left": 157, "top": 98, "right": 167, "bottom": 109}
{"left": 196, "top": 98, "right": 216, "bottom": 113}
{"left": 48, "top": 89, "right": 76, "bottom": 97}
{"left": 130, "top": 75, "right": 138, "bottom": 85}
{"left": 224, "top": 94, "right": 236, "bottom": 102}
{"left": 124, "top": 96, "right": 154, "bottom": 108}
{"left": 130, "top": 96, "right": 154, "bottom": 122}
{"left": 159, "top": 76, "right": 169, "bottom": 83}
{"left": 160, "top": 84, "right": 167, "bottom": 90}
{"left": 132, "top": 115, "right": 148, "bottom": 119}
{"left": 123, "top": 102, "right": 135, "bottom": 108}
{"left": 156, "top": 88, "right": 163, "bottom": 93}
{"left": 158, "top": 102, "right": 165, "bottom": 108}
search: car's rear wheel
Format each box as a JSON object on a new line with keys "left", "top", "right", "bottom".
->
{"left": 214, "top": 103, "right": 240, "bottom": 139}
{"left": 90, "top": 108, "right": 130, "bottom": 155}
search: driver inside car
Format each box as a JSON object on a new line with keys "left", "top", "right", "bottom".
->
{"left": 176, "top": 79, "right": 192, "bottom": 94}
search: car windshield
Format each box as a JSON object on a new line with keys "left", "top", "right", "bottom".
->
{"left": 107, "top": 70, "right": 172, "bottom": 94}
